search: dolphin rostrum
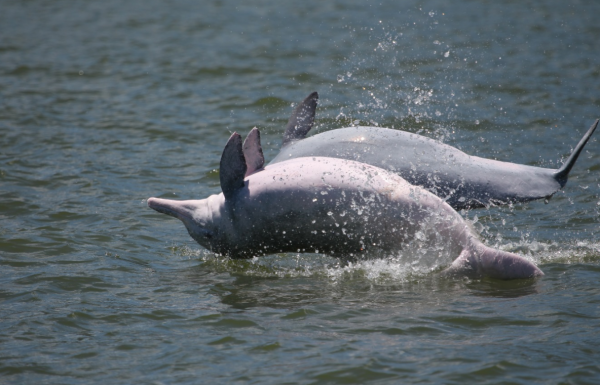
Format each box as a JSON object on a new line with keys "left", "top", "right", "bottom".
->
{"left": 270, "top": 92, "right": 598, "bottom": 209}
{"left": 148, "top": 130, "right": 543, "bottom": 280}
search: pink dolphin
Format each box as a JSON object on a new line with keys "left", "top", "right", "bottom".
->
{"left": 148, "top": 129, "right": 543, "bottom": 280}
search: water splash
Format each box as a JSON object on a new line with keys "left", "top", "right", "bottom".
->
{"left": 170, "top": 238, "right": 600, "bottom": 283}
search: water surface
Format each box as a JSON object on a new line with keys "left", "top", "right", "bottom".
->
{"left": 1, "top": 1, "right": 600, "bottom": 383}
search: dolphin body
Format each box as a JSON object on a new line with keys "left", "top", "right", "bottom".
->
{"left": 148, "top": 129, "right": 543, "bottom": 280}
{"left": 270, "top": 92, "right": 598, "bottom": 209}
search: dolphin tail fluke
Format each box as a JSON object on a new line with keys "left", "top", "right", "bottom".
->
{"left": 443, "top": 244, "right": 543, "bottom": 280}
{"left": 281, "top": 91, "right": 318, "bottom": 148}
{"left": 553, "top": 119, "right": 598, "bottom": 186}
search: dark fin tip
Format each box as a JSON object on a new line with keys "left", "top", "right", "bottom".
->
{"left": 220, "top": 132, "right": 247, "bottom": 200}
{"left": 281, "top": 91, "right": 319, "bottom": 147}
{"left": 554, "top": 118, "right": 598, "bottom": 185}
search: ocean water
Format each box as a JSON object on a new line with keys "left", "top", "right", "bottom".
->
{"left": 1, "top": 0, "right": 600, "bottom": 383}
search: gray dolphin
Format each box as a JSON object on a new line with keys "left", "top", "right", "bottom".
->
{"left": 148, "top": 129, "right": 543, "bottom": 280}
{"left": 270, "top": 92, "right": 598, "bottom": 209}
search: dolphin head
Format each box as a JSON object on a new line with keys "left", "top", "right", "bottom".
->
{"left": 147, "top": 197, "right": 217, "bottom": 250}
{"left": 147, "top": 131, "right": 259, "bottom": 257}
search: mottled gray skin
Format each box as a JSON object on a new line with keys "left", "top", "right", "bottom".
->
{"left": 148, "top": 134, "right": 543, "bottom": 280}
{"left": 271, "top": 92, "right": 598, "bottom": 209}
{"left": 271, "top": 126, "right": 551, "bottom": 209}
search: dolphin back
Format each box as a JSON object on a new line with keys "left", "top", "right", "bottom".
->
{"left": 270, "top": 126, "right": 563, "bottom": 209}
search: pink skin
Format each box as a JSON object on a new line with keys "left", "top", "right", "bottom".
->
{"left": 148, "top": 156, "right": 543, "bottom": 280}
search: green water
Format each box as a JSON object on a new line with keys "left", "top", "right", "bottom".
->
{"left": 1, "top": 1, "right": 600, "bottom": 383}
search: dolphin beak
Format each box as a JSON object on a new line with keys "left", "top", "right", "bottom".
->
{"left": 147, "top": 197, "right": 194, "bottom": 222}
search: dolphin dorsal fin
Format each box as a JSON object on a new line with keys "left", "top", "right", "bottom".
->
{"left": 220, "top": 132, "right": 247, "bottom": 200}
{"left": 281, "top": 91, "right": 318, "bottom": 147}
{"left": 242, "top": 127, "right": 265, "bottom": 177}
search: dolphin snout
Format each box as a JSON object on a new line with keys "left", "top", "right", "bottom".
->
{"left": 147, "top": 197, "right": 192, "bottom": 221}
{"left": 147, "top": 197, "right": 164, "bottom": 211}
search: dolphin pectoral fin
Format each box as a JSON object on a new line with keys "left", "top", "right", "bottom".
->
{"left": 281, "top": 91, "right": 319, "bottom": 147}
{"left": 243, "top": 127, "right": 265, "bottom": 177}
{"left": 476, "top": 246, "right": 544, "bottom": 279}
{"left": 443, "top": 246, "right": 544, "bottom": 280}
{"left": 220, "top": 132, "right": 247, "bottom": 200}
{"left": 553, "top": 118, "right": 599, "bottom": 186}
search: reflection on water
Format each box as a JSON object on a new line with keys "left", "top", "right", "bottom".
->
{"left": 465, "top": 278, "right": 540, "bottom": 299}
